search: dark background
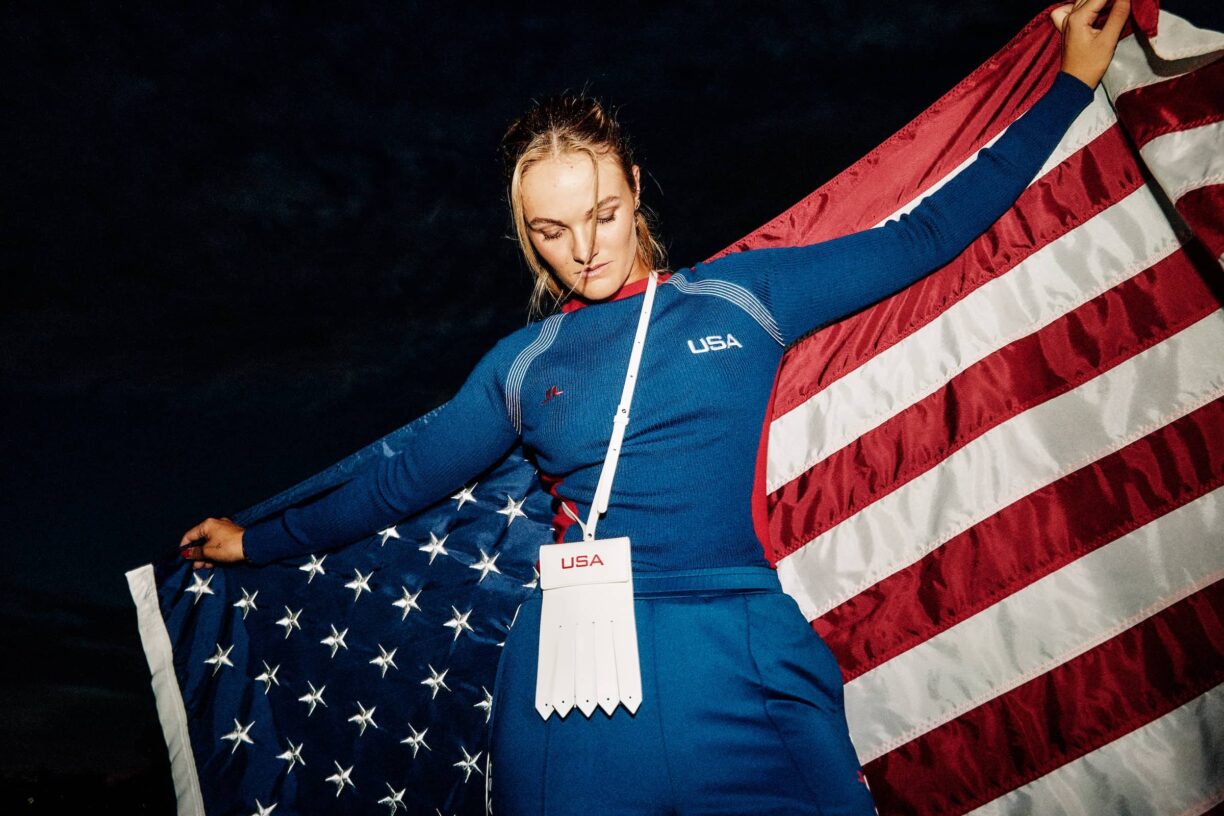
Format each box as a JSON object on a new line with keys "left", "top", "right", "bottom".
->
{"left": 2, "top": 1, "right": 1063, "bottom": 811}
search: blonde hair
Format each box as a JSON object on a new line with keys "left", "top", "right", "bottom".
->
{"left": 501, "top": 93, "right": 668, "bottom": 320}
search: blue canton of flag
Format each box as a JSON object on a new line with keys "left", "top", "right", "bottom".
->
{"left": 127, "top": 408, "right": 552, "bottom": 816}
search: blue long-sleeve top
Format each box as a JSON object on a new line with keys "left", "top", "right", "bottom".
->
{"left": 242, "top": 71, "right": 1094, "bottom": 568}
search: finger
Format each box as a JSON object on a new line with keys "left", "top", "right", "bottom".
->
{"left": 1101, "top": 0, "right": 1131, "bottom": 41}
{"left": 193, "top": 560, "right": 210, "bottom": 570}
{"left": 179, "top": 520, "right": 210, "bottom": 548}
{"left": 1050, "top": 4, "right": 1073, "bottom": 33}
{"left": 1072, "top": 0, "right": 1109, "bottom": 19}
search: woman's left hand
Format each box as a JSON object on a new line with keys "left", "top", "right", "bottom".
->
{"left": 1051, "top": 0, "right": 1131, "bottom": 90}
{"left": 179, "top": 515, "right": 248, "bottom": 569}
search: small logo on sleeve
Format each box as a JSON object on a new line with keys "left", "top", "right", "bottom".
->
{"left": 542, "top": 385, "right": 565, "bottom": 404}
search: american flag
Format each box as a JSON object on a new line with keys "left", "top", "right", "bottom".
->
{"left": 737, "top": 1, "right": 1224, "bottom": 813}
{"left": 128, "top": 409, "right": 557, "bottom": 815}
{"left": 127, "top": 2, "right": 1224, "bottom": 814}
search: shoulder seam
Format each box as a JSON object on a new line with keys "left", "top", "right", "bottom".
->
{"left": 665, "top": 271, "right": 785, "bottom": 346}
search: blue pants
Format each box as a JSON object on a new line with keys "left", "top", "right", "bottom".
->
{"left": 488, "top": 566, "right": 879, "bottom": 815}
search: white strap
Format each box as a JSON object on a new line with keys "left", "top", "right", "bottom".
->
{"left": 584, "top": 270, "right": 659, "bottom": 541}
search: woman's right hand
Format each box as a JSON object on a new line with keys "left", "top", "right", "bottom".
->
{"left": 179, "top": 516, "right": 248, "bottom": 569}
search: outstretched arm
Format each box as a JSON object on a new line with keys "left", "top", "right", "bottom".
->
{"left": 694, "top": 69, "right": 1095, "bottom": 346}
{"left": 236, "top": 341, "right": 520, "bottom": 566}
{"left": 690, "top": 0, "right": 1128, "bottom": 345}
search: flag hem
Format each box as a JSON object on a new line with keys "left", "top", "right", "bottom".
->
{"left": 125, "top": 563, "right": 206, "bottom": 816}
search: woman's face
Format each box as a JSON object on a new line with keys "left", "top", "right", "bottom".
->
{"left": 520, "top": 151, "right": 646, "bottom": 302}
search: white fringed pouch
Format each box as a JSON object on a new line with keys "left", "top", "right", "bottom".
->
{"left": 534, "top": 270, "right": 659, "bottom": 720}
{"left": 535, "top": 536, "right": 640, "bottom": 718}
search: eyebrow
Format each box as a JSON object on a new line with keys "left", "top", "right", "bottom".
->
{"left": 528, "top": 196, "right": 621, "bottom": 228}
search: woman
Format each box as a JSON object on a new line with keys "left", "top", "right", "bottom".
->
{"left": 180, "top": 2, "right": 1127, "bottom": 812}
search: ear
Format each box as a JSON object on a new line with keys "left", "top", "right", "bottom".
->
{"left": 632, "top": 164, "right": 641, "bottom": 207}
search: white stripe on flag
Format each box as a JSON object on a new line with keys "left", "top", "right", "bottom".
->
{"left": 778, "top": 309, "right": 1224, "bottom": 620}
{"left": 766, "top": 185, "right": 1181, "bottom": 493}
{"left": 1139, "top": 119, "right": 1224, "bottom": 203}
{"left": 878, "top": 86, "right": 1118, "bottom": 226}
{"left": 125, "top": 565, "right": 205, "bottom": 816}
{"left": 1102, "top": 17, "right": 1221, "bottom": 101}
{"left": 845, "top": 486, "right": 1224, "bottom": 762}
{"left": 1104, "top": 32, "right": 1165, "bottom": 99}
{"left": 1148, "top": 9, "right": 1224, "bottom": 62}
{"left": 966, "top": 681, "right": 1224, "bottom": 816}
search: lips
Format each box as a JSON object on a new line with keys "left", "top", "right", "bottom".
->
{"left": 581, "top": 261, "right": 610, "bottom": 277}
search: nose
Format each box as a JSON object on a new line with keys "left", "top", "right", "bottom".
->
{"left": 571, "top": 224, "right": 597, "bottom": 268}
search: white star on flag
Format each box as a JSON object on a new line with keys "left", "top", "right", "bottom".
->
{"left": 204, "top": 643, "right": 234, "bottom": 675}
{"left": 450, "top": 483, "right": 477, "bottom": 510}
{"left": 469, "top": 547, "right": 501, "bottom": 583}
{"left": 496, "top": 494, "right": 527, "bottom": 525}
{"left": 474, "top": 686, "right": 493, "bottom": 723}
{"left": 298, "top": 682, "right": 327, "bottom": 716}
{"left": 370, "top": 644, "right": 399, "bottom": 677}
{"left": 275, "top": 606, "right": 302, "bottom": 639}
{"left": 419, "top": 532, "right": 449, "bottom": 564}
{"left": 185, "top": 570, "right": 215, "bottom": 604}
{"left": 276, "top": 739, "right": 305, "bottom": 773}
{"left": 421, "top": 664, "right": 451, "bottom": 699}
{"left": 444, "top": 605, "right": 474, "bottom": 642}
{"left": 233, "top": 587, "right": 259, "bottom": 619}
{"left": 255, "top": 660, "right": 280, "bottom": 693}
{"left": 221, "top": 718, "right": 254, "bottom": 754}
{"left": 298, "top": 554, "right": 326, "bottom": 583}
{"left": 348, "top": 701, "right": 379, "bottom": 735}
{"left": 321, "top": 625, "right": 349, "bottom": 658}
{"left": 325, "top": 761, "right": 355, "bottom": 797}
{"left": 379, "top": 783, "right": 407, "bottom": 813}
{"left": 345, "top": 568, "right": 373, "bottom": 601}
{"left": 453, "top": 746, "right": 483, "bottom": 783}
{"left": 400, "top": 723, "right": 431, "bottom": 757}
{"left": 393, "top": 586, "right": 423, "bottom": 620}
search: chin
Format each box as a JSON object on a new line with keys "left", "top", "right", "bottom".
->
{"left": 579, "top": 280, "right": 618, "bottom": 301}
{"left": 575, "top": 266, "right": 629, "bottom": 300}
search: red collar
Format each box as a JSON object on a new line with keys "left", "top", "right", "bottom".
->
{"left": 561, "top": 270, "right": 673, "bottom": 313}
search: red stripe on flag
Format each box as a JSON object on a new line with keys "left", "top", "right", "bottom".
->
{"left": 1177, "top": 184, "right": 1224, "bottom": 260}
{"left": 1114, "top": 58, "right": 1224, "bottom": 148}
{"left": 772, "top": 249, "right": 1216, "bottom": 554}
{"left": 537, "top": 469, "right": 580, "bottom": 544}
{"left": 863, "top": 578, "right": 1224, "bottom": 815}
{"left": 818, "top": 396, "right": 1224, "bottom": 680}
{"left": 1131, "top": 0, "right": 1161, "bottom": 41}
{"left": 768, "top": 125, "right": 1142, "bottom": 418}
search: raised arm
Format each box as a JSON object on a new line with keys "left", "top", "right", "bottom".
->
{"left": 692, "top": 69, "right": 1096, "bottom": 346}
{"left": 687, "top": 0, "right": 1131, "bottom": 346}
{"left": 236, "top": 339, "right": 521, "bottom": 566}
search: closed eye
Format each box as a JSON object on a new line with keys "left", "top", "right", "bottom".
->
{"left": 541, "top": 211, "right": 617, "bottom": 241}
